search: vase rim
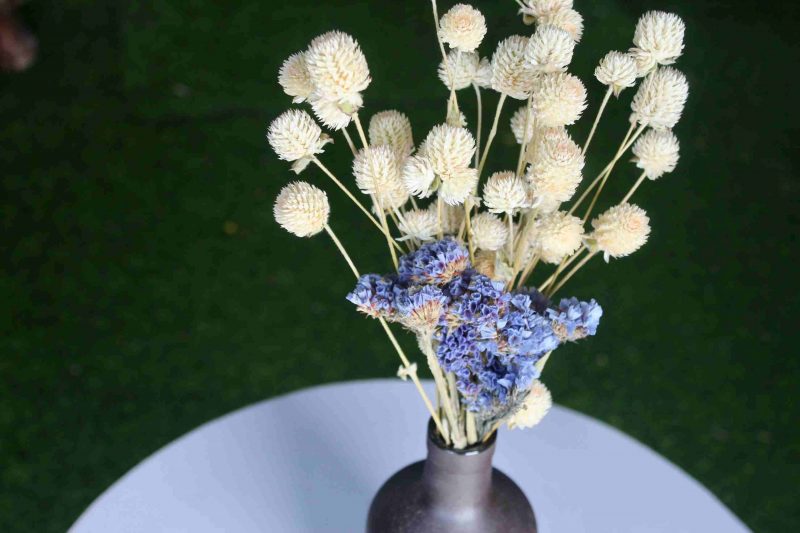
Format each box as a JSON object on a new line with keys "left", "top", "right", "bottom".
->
{"left": 426, "top": 418, "right": 497, "bottom": 456}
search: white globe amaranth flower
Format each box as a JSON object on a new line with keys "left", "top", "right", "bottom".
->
{"left": 630, "top": 66, "right": 689, "bottom": 130}
{"left": 633, "top": 11, "right": 685, "bottom": 68}
{"left": 305, "top": 31, "right": 371, "bottom": 104}
{"left": 590, "top": 203, "right": 651, "bottom": 261}
{"left": 470, "top": 212, "right": 508, "bottom": 251}
{"left": 632, "top": 129, "right": 680, "bottom": 179}
{"left": 538, "top": 8, "right": 583, "bottom": 42}
{"left": 273, "top": 181, "right": 330, "bottom": 237}
{"left": 507, "top": 380, "right": 552, "bottom": 429}
{"left": 519, "top": 0, "right": 572, "bottom": 20}
{"left": 525, "top": 24, "right": 575, "bottom": 73}
{"left": 278, "top": 52, "right": 314, "bottom": 103}
{"left": 483, "top": 171, "right": 528, "bottom": 214}
{"left": 629, "top": 46, "right": 657, "bottom": 78}
{"left": 438, "top": 4, "right": 487, "bottom": 52}
{"left": 510, "top": 104, "right": 537, "bottom": 144}
{"left": 267, "top": 109, "right": 331, "bottom": 173}
{"left": 528, "top": 128, "right": 583, "bottom": 175}
{"left": 398, "top": 208, "right": 439, "bottom": 242}
{"left": 474, "top": 57, "right": 493, "bottom": 88}
{"left": 369, "top": 110, "right": 414, "bottom": 158}
{"left": 439, "top": 166, "right": 478, "bottom": 206}
{"left": 309, "top": 93, "right": 357, "bottom": 131}
{"left": 491, "top": 35, "right": 535, "bottom": 100}
{"left": 531, "top": 72, "right": 587, "bottom": 127}
{"left": 401, "top": 155, "right": 437, "bottom": 198}
{"left": 353, "top": 145, "right": 409, "bottom": 209}
{"left": 527, "top": 211, "right": 584, "bottom": 264}
{"left": 527, "top": 161, "right": 582, "bottom": 213}
{"left": 438, "top": 50, "right": 480, "bottom": 91}
{"left": 595, "top": 51, "right": 638, "bottom": 96}
{"left": 420, "top": 124, "right": 476, "bottom": 176}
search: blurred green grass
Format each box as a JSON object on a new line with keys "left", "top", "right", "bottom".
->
{"left": 0, "top": 1, "right": 797, "bottom": 531}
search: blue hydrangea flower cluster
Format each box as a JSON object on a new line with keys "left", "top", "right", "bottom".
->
{"left": 346, "top": 238, "right": 602, "bottom": 414}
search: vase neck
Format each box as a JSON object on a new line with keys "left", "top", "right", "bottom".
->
{"left": 423, "top": 426, "right": 496, "bottom": 511}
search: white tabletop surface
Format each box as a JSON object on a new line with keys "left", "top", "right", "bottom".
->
{"left": 70, "top": 379, "right": 749, "bottom": 533}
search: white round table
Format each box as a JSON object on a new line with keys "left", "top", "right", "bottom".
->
{"left": 70, "top": 380, "right": 749, "bottom": 532}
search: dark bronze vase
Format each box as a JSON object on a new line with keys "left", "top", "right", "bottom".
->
{"left": 366, "top": 420, "right": 537, "bottom": 533}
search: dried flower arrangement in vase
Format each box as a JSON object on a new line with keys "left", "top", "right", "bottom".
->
{"left": 266, "top": 1, "right": 688, "bottom": 531}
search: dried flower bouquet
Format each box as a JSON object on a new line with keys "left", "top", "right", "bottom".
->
{"left": 267, "top": 0, "right": 688, "bottom": 449}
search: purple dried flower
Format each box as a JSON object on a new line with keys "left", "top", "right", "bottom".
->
{"left": 548, "top": 297, "right": 603, "bottom": 341}
{"left": 398, "top": 237, "right": 470, "bottom": 285}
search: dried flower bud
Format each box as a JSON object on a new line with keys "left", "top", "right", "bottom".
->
{"left": 402, "top": 155, "right": 437, "bottom": 198}
{"left": 507, "top": 380, "right": 552, "bottom": 429}
{"left": 527, "top": 211, "right": 584, "bottom": 264}
{"left": 438, "top": 4, "right": 487, "bottom": 52}
{"left": 519, "top": 0, "right": 573, "bottom": 19}
{"left": 353, "top": 146, "right": 409, "bottom": 210}
{"left": 439, "top": 167, "right": 479, "bottom": 206}
{"left": 309, "top": 93, "right": 357, "bottom": 130}
{"left": 274, "top": 181, "right": 330, "bottom": 237}
{"left": 527, "top": 162, "right": 582, "bottom": 213}
{"left": 528, "top": 128, "right": 583, "bottom": 175}
{"left": 483, "top": 171, "right": 528, "bottom": 214}
{"left": 473, "top": 250, "right": 497, "bottom": 278}
{"left": 594, "top": 51, "right": 638, "bottom": 96}
{"left": 305, "top": 31, "right": 371, "bottom": 103}
{"left": 633, "top": 11, "right": 685, "bottom": 68}
{"left": 590, "top": 203, "right": 651, "bottom": 261}
{"left": 267, "top": 109, "right": 331, "bottom": 173}
{"left": 525, "top": 24, "right": 575, "bottom": 73}
{"left": 470, "top": 212, "right": 508, "bottom": 251}
{"left": 537, "top": 8, "right": 583, "bottom": 42}
{"left": 398, "top": 208, "right": 440, "bottom": 242}
{"left": 630, "top": 66, "right": 689, "bottom": 130}
{"left": 632, "top": 129, "right": 680, "bottom": 179}
{"left": 369, "top": 110, "right": 414, "bottom": 158}
{"left": 438, "top": 50, "right": 480, "bottom": 91}
{"left": 510, "top": 105, "right": 537, "bottom": 145}
{"left": 531, "top": 72, "right": 587, "bottom": 127}
{"left": 491, "top": 35, "right": 535, "bottom": 100}
{"left": 278, "top": 52, "right": 314, "bottom": 103}
{"left": 421, "top": 124, "right": 476, "bottom": 176}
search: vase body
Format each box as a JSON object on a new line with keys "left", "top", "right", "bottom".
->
{"left": 366, "top": 421, "right": 536, "bottom": 533}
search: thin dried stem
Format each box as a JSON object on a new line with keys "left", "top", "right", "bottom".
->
{"left": 473, "top": 83, "right": 483, "bottom": 168}
{"left": 372, "top": 193, "right": 399, "bottom": 270}
{"left": 516, "top": 94, "right": 534, "bottom": 177}
{"left": 478, "top": 93, "right": 507, "bottom": 177}
{"left": 341, "top": 128, "right": 358, "bottom": 157}
{"left": 352, "top": 113, "right": 369, "bottom": 148}
{"left": 547, "top": 250, "right": 598, "bottom": 297}
{"left": 324, "top": 223, "right": 447, "bottom": 441}
{"left": 620, "top": 171, "right": 648, "bottom": 204}
{"left": 582, "top": 87, "right": 612, "bottom": 155}
{"left": 312, "top": 157, "right": 403, "bottom": 252}
{"left": 538, "top": 244, "right": 585, "bottom": 292}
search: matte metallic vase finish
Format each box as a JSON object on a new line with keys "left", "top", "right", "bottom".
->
{"left": 366, "top": 421, "right": 537, "bottom": 533}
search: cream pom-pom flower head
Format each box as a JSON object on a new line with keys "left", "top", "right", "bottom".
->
{"left": 420, "top": 124, "right": 476, "bottom": 176}
{"left": 491, "top": 35, "right": 535, "bottom": 100}
{"left": 470, "top": 212, "right": 508, "bottom": 251}
{"left": 353, "top": 145, "right": 409, "bottom": 209}
{"left": 507, "top": 381, "right": 552, "bottom": 429}
{"left": 483, "top": 171, "right": 528, "bottom": 214}
{"left": 274, "top": 181, "right": 330, "bottom": 238}
{"left": 267, "top": 109, "right": 332, "bottom": 173}
{"left": 632, "top": 129, "right": 680, "bottom": 179}
{"left": 439, "top": 167, "right": 478, "bottom": 206}
{"left": 305, "top": 31, "right": 371, "bottom": 103}
{"left": 590, "top": 203, "right": 651, "bottom": 261}
{"left": 510, "top": 104, "right": 537, "bottom": 145}
{"left": 630, "top": 66, "right": 689, "bottom": 130}
{"left": 278, "top": 52, "right": 314, "bottom": 103}
{"left": 369, "top": 110, "right": 414, "bottom": 158}
{"left": 531, "top": 72, "right": 587, "bottom": 127}
{"left": 525, "top": 24, "right": 575, "bottom": 73}
{"left": 398, "top": 208, "right": 440, "bottom": 242}
{"left": 595, "top": 51, "right": 638, "bottom": 96}
{"left": 527, "top": 127, "right": 583, "bottom": 174}
{"left": 518, "top": 0, "right": 572, "bottom": 24}
{"left": 438, "top": 4, "right": 487, "bottom": 52}
{"left": 527, "top": 211, "right": 584, "bottom": 264}
{"left": 402, "top": 155, "right": 437, "bottom": 199}
{"left": 632, "top": 11, "right": 685, "bottom": 72}
{"left": 538, "top": 8, "right": 583, "bottom": 42}
{"left": 527, "top": 162, "right": 582, "bottom": 213}
{"left": 438, "top": 50, "right": 480, "bottom": 91}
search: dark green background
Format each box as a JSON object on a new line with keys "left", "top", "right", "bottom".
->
{"left": 1, "top": 1, "right": 797, "bottom": 531}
